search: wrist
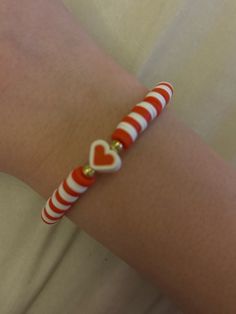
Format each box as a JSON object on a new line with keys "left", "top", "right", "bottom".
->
{"left": 26, "top": 73, "right": 148, "bottom": 197}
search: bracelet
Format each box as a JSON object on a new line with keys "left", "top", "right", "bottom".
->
{"left": 41, "top": 82, "right": 174, "bottom": 225}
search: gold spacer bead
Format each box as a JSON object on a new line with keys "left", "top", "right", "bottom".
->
{"left": 82, "top": 165, "right": 96, "bottom": 178}
{"left": 110, "top": 140, "right": 123, "bottom": 154}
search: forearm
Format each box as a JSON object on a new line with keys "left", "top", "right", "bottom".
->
{"left": 68, "top": 110, "right": 236, "bottom": 314}
{"left": 1, "top": 1, "right": 236, "bottom": 313}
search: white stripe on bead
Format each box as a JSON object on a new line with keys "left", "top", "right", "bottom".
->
{"left": 45, "top": 200, "right": 64, "bottom": 218}
{"left": 146, "top": 91, "right": 166, "bottom": 109}
{"left": 157, "top": 82, "right": 173, "bottom": 93}
{"left": 116, "top": 121, "right": 138, "bottom": 141}
{"left": 41, "top": 208, "right": 57, "bottom": 224}
{"left": 58, "top": 184, "right": 79, "bottom": 203}
{"left": 127, "top": 112, "right": 148, "bottom": 133}
{"left": 155, "top": 84, "right": 172, "bottom": 99}
{"left": 51, "top": 190, "right": 71, "bottom": 211}
{"left": 67, "top": 172, "right": 88, "bottom": 194}
{"left": 136, "top": 101, "right": 157, "bottom": 120}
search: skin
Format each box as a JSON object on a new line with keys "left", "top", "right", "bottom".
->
{"left": 0, "top": 1, "right": 236, "bottom": 313}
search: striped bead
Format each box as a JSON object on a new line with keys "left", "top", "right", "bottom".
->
{"left": 153, "top": 86, "right": 171, "bottom": 103}
{"left": 58, "top": 183, "right": 79, "bottom": 204}
{"left": 112, "top": 81, "right": 173, "bottom": 149}
{"left": 112, "top": 128, "right": 133, "bottom": 149}
{"left": 132, "top": 106, "right": 152, "bottom": 122}
{"left": 122, "top": 115, "right": 142, "bottom": 133}
{"left": 135, "top": 101, "right": 157, "bottom": 120}
{"left": 42, "top": 167, "right": 96, "bottom": 224}
{"left": 157, "top": 81, "right": 174, "bottom": 95}
{"left": 41, "top": 208, "right": 59, "bottom": 225}
{"left": 53, "top": 190, "right": 71, "bottom": 208}
{"left": 127, "top": 112, "right": 148, "bottom": 132}
{"left": 49, "top": 196, "right": 67, "bottom": 214}
{"left": 45, "top": 200, "right": 64, "bottom": 219}
{"left": 116, "top": 122, "right": 138, "bottom": 142}
{"left": 72, "top": 167, "right": 95, "bottom": 187}
{"left": 145, "top": 91, "right": 166, "bottom": 110}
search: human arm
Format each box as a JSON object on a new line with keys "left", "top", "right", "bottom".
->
{"left": 1, "top": 1, "right": 236, "bottom": 313}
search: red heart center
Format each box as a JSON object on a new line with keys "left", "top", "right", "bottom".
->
{"left": 94, "top": 145, "right": 115, "bottom": 166}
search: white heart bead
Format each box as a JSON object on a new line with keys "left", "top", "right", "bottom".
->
{"left": 89, "top": 139, "right": 122, "bottom": 173}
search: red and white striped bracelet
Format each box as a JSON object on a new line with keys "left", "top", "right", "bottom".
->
{"left": 41, "top": 82, "right": 174, "bottom": 225}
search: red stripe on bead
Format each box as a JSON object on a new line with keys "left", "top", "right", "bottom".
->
{"left": 152, "top": 87, "right": 170, "bottom": 103}
{"left": 49, "top": 198, "right": 68, "bottom": 214}
{"left": 63, "top": 180, "right": 80, "bottom": 197}
{"left": 158, "top": 82, "right": 174, "bottom": 94}
{"left": 41, "top": 211, "right": 56, "bottom": 225}
{"left": 44, "top": 207, "right": 62, "bottom": 221}
{"left": 132, "top": 106, "right": 151, "bottom": 122}
{"left": 55, "top": 190, "right": 73, "bottom": 206}
{"left": 144, "top": 96, "right": 163, "bottom": 115}
{"left": 72, "top": 167, "right": 96, "bottom": 187}
{"left": 122, "top": 116, "right": 142, "bottom": 133}
{"left": 112, "top": 128, "right": 133, "bottom": 149}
